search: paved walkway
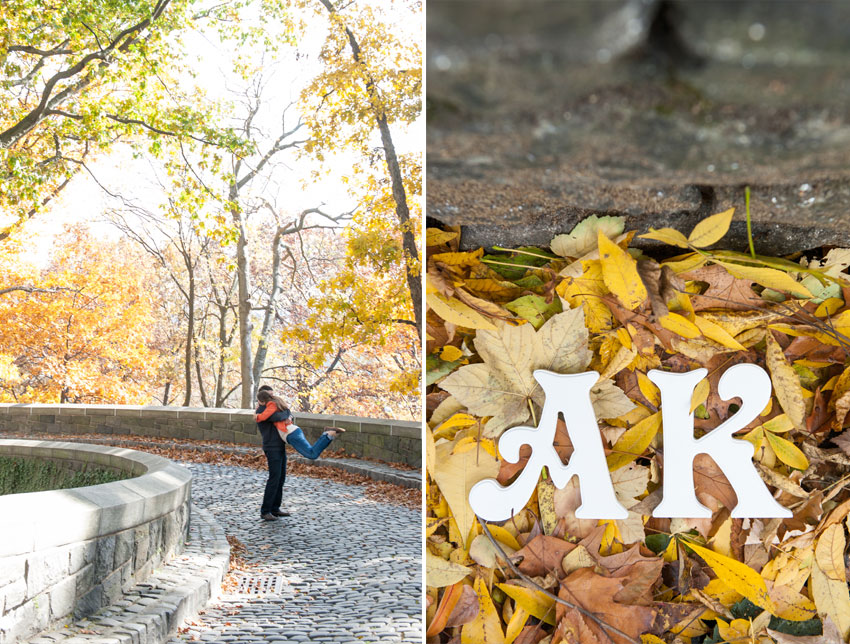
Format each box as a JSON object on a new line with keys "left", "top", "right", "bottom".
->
{"left": 165, "top": 462, "right": 421, "bottom": 644}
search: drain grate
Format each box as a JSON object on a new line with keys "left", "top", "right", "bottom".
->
{"left": 234, "top": 575, "right": 285, "bottom": 595}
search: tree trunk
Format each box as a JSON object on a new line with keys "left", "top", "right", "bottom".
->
{"left": 182, "top": 265, "right": 195, "bottom": 406}
{"left": 214, "top": 303, "right": 229, "bottom": 407}
{"left": 231, "top": 182, "right": 254, "bottom": 409}
{"left": 163, "top": 381, "right": 172, "bottom": 405}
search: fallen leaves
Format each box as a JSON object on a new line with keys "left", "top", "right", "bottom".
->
{"left": 426, "top": 211, "right": 850, "bottom": 644}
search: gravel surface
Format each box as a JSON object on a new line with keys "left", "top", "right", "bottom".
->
{"left": 166, "top": 462, "right": 422, "bottom": 644}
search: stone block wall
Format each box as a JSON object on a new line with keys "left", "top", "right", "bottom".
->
{"left": 0, "top": 441, "right": 191, "bottom": 644}
{"left": 0, "top": 404, "right": 421, "bottom": 467}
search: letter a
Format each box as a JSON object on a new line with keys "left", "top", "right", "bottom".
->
{"left": 648, "top": 365, "right": 791, "bottom": 518}
{"left": 469, "top": 370, "right": 628, "bottom": 522}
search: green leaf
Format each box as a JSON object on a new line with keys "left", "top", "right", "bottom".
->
{"left": 504, "top": 295, "right": 561, "bottom": 329}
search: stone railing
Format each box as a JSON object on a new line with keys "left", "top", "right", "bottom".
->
{"left": 0, "top": 440, "right": 191, "bottom": 643}
{"left": 0, "top": 404, "right": 421, "bottom": 467}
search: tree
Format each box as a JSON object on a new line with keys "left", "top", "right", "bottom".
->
{"left": 0, "top": 0, "right": 239, "bottom": 238}
{"left": 0, "top": 226, "right": 163, "bottom": 403}
{"left": 298, "top": 0, "right": 422, "bottom": 332}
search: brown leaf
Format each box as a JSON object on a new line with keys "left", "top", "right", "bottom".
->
{"left": 445, "top": 584, "right": 480, "bottom": 627}
{"left": 693, "top": 454, "right": 738, "bottom": 511}
{"left": 556, "top": 568, "right": 657, "bottom": 644}
{"left": 684, "top": 263, "right": 765, "bottom": 311}
{"left": 637, "top": 259, "right": 685, "bottom": 320}
{"left": 513, "top": 535, "right": 577, "bottom": 578}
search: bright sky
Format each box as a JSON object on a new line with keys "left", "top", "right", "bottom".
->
{"left": 25, "top": 0, "right": 422, "bottom": 260}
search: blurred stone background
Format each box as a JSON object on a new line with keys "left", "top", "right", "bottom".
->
{"left": 427, "top": 0, "right": 850, "bottom": 254}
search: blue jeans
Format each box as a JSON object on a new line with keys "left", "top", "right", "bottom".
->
{"left": 261, "top": 448, "right": 286, "bottom": 516}
{"left": 286, "top": 427, "right": 332, "bottom": 459}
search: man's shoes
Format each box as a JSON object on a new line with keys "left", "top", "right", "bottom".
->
{"left": 261, "top": 513, "right": 278, "bottom": 521}
{"left": 272, "top": 509, "right": 290, "bottom": 517}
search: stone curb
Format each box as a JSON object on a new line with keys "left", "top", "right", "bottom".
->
{"left": 26, "top": 506, "right": 229, "bottom": 644}
{"left": 6, "top": 435, "right": 423, "bottom": 489}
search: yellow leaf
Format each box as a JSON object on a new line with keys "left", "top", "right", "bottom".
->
{"left": 432, "top": 248, "right": 484, "bottom": 266}
{"left": 811, "top": 557, "right": 850, "bottom": 639}
{"left": 487, "top": 524, "right": 521, "bottom": 551}
{"left": 764, "top": 431, "right": 809, "bottom": 470}
{"left": 435, "top": 412, "right": 478, "bottom": 432}
{"left": 426, "top": 517, "right": 447, "bottom": 538}
{"left": 767, "top": 581, "right": 817, "bottom": 622}
{"left": 616, "top": 326, "right": 633, "bottom": 349}
{"left": 637, "top": 372, "right": 660, "bottom": 407}
{"left": 816, "top": 524, "right": 847, "bottom": 583}
{"left": 688, "top": 208, "right": 735, "bottom": 248}
{"left": 716, "top": 261, "right": 813, "bottom": 298}
{"left": 694, "top": 315, "right": 747, "bottom": 351}
{"left": 557, "top": 260, "right": 614, "bottom": 332}
{"left": 440, "top": 345, "right": 465, "bottom": 362}
{"left": 639, "top": 227, "right": 690, "bottom": 248}
{"left": 598, "top": 230, "right": 647, "bottom": 310}
{"left": 829, "top": 366, "right": 850, "bottom": 430}
{"left": 659, "top": 311, "right": 701, "bottom": 338}
{"left": 690, "top": 378, "right": 710, "bottom": 414}
{"left": 504, "top": 607, "right": 529, "bottom": 644}
{"left": 816, "top": 297, "right": 844, "bottom": 317}
{"left": 663, "top": 252, "right": 707, "bottom": 274}
{"left": 427, "top": 228, "right": 459, "bottom": 246}
{"left": 426, "top": 550, "right": 472, "bottom": 588}
{"left": 497, "top": 583, "right": 557, "bottom": 625}
{"left": 462, "top": 577, "right": 506, "bottom": 644}
{"left": 765, "top": 332, "right": 806, "bottom": 429}
{"left": 562, "top": 545, "right": 597, "bottom": 576}
{"left": 716, "top": 617, "right": 750, "bottom": 641}
{"left": 428, "top": 292, "right": 497, "bottom": 330}
{"left": 762, "top": 414, "right": 794, "bottom": 433}
{"left": 685, "top": 540, "right": 777, "bottom": 614}
{"left": 432, "top": 439, "right": 501, "bottom": 547}
{"left": 607, "top": 411, "right": 662, "bottom": 471}
{"left": 640, "top": 636, "right": 666, "bottom": 644}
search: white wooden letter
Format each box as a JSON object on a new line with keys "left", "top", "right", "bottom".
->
{"left": 648, "top": 365, "right": 791, "bottom": 519}
{"left": 469, "top": 370, "right": 628, "bottom": 522}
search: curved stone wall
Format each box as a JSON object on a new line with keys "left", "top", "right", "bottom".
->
{"left": 0, "top": 440, "right": 191, "bottom": 644}
{"left": 0, "top": 404, "right": 421, "bottom": 466}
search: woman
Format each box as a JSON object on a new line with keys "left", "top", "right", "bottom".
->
{"left": 255, "top": 390, "right": 345, "bottom": 459}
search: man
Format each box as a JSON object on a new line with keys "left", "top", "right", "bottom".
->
{"left": 256, "top": 384, "right": 291, "bottom": 521}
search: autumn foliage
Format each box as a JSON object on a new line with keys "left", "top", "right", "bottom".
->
{"left": 426, "top": 212, "right": 850, "bottom": 643}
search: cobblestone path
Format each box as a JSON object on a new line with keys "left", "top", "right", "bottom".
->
{"left": 166, "top": 463, "right": 421, "bottom": 644}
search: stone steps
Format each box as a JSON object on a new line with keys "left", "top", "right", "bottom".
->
{"left": 26, "top": 507, "right": 229, "bottom": 644}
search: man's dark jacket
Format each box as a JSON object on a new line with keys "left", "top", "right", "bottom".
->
{"left": 256, "top": 403, "right": 292, "bottom": 450}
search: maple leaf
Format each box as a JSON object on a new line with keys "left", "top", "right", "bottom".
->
{"left": 441, "top": 307, "right": 633, "bottom": 437}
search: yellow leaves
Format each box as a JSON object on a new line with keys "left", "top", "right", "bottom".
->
{"left": 640, "top": 227, "right": 690, "bottom": 248}
{"left": 556, "top": 260, "right": 614, "bottom": 332}
{"left": 427, "top": 550, "right": 472, "bottom": 587}
{"left": 684, "top": 540, "right": 778, "bottom": 614}
{"left": 659, "top": 312, "right": 701, "bottom": 338}
{"left": 598, "top": 230, "right": 647, "bottom": 310}
{"left": 606, "top": 411, "right": 662, "bottom": 471}
{"left": 717, "top": 261, "right": 813, "bottom": 299}
{"left": 497, "top": 583, "right": 557, "bottom": 625}
{"left": 427, "top": 292, "right": 497, "bottom": 330}
{"left": 693, "top": 315, "right": 747, "bottom": 351}
{"left": 462, "top": 577, "right": 506, "bottom": 644}
{"left": 764, "top": 431, "right": 809, "bottom": 471}
{"left": 687, "top": 208, "right": 735, "bottom": 248}
{"left": 828, "top": 366, "right": 850, "bottom": 431}
{"left": 427, "top": 228, "right": 459, "bottom": 246}
{"left": 431, "top": 439, "right": 501, "bottom": 547}
{"left": 812, "top": 546, "right": 850, "bottom": 639}
{"left": 815, "top": 524, "right": 846, "bottom": 583}
{"left": 765, "top": 332, "right": 807, "bottom": 429}
{"left": 639, "top": 208, "right": 734, "bottom": 249}
{"left": 440, "top": 345, "right": 464, "bottom": 362}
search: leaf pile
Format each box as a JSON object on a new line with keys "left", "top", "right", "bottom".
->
{"left": 425, "top": 212, "right": 850, "bottom": 643}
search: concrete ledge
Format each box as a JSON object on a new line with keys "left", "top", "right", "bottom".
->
{"left": 0, "top": 441, "right": 192, "bottom": 643}
{"left": 0, "top": 404, "right": 422, "bottom": 467}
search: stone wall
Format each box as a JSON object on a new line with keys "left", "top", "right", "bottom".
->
{"left": 0, "top": 404, "right": 421, "bottom": 467}
{"left": 0, "top": 441, "right": 192, "bottom": 644}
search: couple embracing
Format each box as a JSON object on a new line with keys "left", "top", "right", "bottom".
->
{"left": 255, "top": 384, "right": 345, "bottom": 521}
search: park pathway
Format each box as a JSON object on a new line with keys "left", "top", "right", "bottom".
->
{"left": 165, "top": 462, "right": 421, "bottom": 644}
